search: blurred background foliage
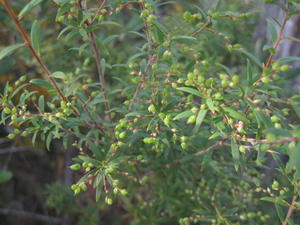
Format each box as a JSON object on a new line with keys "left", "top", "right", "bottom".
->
{"left": 0, "top": 0, "right": 299, "bottom": 225}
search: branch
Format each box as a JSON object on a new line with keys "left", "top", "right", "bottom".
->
{"left": 238, "top": 135, "right": 300, "bottom": 145}
{"left": 166, "top": 141, "right": 224, "bottom": 168}
{"left": 283, "top": 195, "right": 298, "bottom": 225}
{"left": 193, "top": 141, "right": 224, "bottom": 157}
{"left": 78, "top": 0, "right": 112, "bottom": 122}
{"left": 1, "top": 0, "right": 69, "bottom": 104}
{"left": 0, "top": 146, "right": 34, "bottom": 154}
{"left": 0, "top": 208, "right": 66, "bottom": 225}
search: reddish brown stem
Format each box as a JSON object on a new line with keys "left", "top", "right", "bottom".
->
{"left": 1, "top": 0, "right": 69, "bottom": 104}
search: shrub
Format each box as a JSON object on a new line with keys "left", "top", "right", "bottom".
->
{"left": 1, "top": 0, "right": 300, "bottom": 224}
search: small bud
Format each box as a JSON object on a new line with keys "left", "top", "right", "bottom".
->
{"left": 3, "top": 107, "right": 11, "bottom": 114}
{"left": 187, "top": 115, "right": 196, "bottom": 124}
{"left": 148, "top": 104, "right": 156, "bottom": 113}
{"left": 7, "top": 133, "right": 15, "bottom": 139}
{"left": 70, "top": 163, "right": 81, "bottom": 171}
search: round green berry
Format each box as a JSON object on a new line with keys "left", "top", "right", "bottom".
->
{"left": 7, "top": 133, "right": 15, "bottom": 139}
{"left": 70, "top": 163, "right": 81, "bottom": 171}
{"left": 187, "top": 115, "right": 196, "bottom": 124}
{"left": 3, "top": 107, "right": 11, "bottom": 114}
{"left": 148, "top": 104, "right": 156, "bottom": 113}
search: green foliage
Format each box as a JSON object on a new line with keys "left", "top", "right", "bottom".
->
{"left": 1, "top": 0, "right": 300, "bottom": 224}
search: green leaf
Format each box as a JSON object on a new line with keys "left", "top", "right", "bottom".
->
{"left": 193, "top": 110, "right": 207, "bottom": 133}
{"left": 153, "top": 21, "right": 169, "bottom": 34}
{"left": 172, "top": 35, "right": 198, "bottom": 45}
{"left": 254, "top": 109, "right": 273, "bottom": 128}
{"left": 206, "top": 98, "right": 216, "bottom": 113}
{"left": 95, "top": 172, "right": 104, "bottom": 201}
{"left": 78, "top": 155, "right": 101, "bottom": 166}
{"left": 18, "top": 0, "right": 43, "bottom": 19}
{"left": 222, "top": 107, "right": 248, "bottom": 122}
{"left": 231, "top": 137, "right": 240, "bottom": 171}
{"left": 266, "top": 128, "right": 291, "bottom": 137}
{"left": 173, "top": 111, "right": 193, "bottom": 120}
{"left": 275, "top": 203, "right": 285, "bottom": 222}
{"left": 267, "top": 19, "right": 278, "bottom": 44}
{"left": 57, "top": 26, "right": 73, "bottom": 40}
{"left": 246, "top": 60, "right": 253, "bottom": 86}
{"left": 31, "top": 21, "right": 41, "bottom": 54}
{"left": 38, "top": 95, "right": 45, "bottom": 113}
{"left": 0, "top": 44, "right": 24, "bottom": 61}
{"left": 46, "top": 132, "right": 53, "bottom": 150}
{"left": 278, "top": 57, "right": 300, "bottom": 64}
{"left": 292, "top": 100, "right": 300, "bottom": 119}
{"left": 127, "top": 51, "right": 149, "bottom": 62}
{"left": 235, "top": 48, "right": 261, "bottom": 68}
{"left": 0, "top": 170, "right": 13, "bottom": 183}
{"left": 52, "top": 71, "right": 66, "bottom": 79}
{"left": 176, "top": 87, "right": 203, "bottom": 97}
{"left": 11, "top": 83, "right": 30, "bottom": 98}
{"left": 260, "top": 196, "right": 277, "bottom": 203}
{"left": 286, "top": 142, "right": 300, "bottom": 180}
{"left": 86, "top": 21, "right": 120, "bottom": 32}
{"left": 30, "top": 79, "right": 53, "bottom": 88}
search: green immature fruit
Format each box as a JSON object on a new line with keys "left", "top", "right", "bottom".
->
{"left": 71, "top": 184, "right": 78, "bottom": 190}
{"left": 11, "top": 115, "right": 17, "bottom": 121}
{"left": 183, "top": 11, "right": 193, "bottom": 21}
{"left": 79, "top": 183, "right": 87, "bottom": 191}
{"left": 11, "top": 108, "right": 17, "bottom": 114}
{"left": 180, "top": 136, "right": 188, "bottom": 143}
{"left": 232, "top": 75, "right": 239, "bottom": 84}
{"left": 187, "top": 115, "right": 196, "bottom": 124}
{"left": 280, "top": 64, "right": 290, "bottom": 72}
{"left": 19, "top": 75, "right": 27, "bottom": 82}
{"left": 221, "top": 80, "right": 228, "bottom": 87}
{"left": 120, "top": 189, "right": 128, "bottom": 196}
{"left": 191, "top": 107, "right": 198, "bottom": 113}
{"left": 187, "top": 72, "right": 195, "bottom": 80}
{"left": 113, "top": 188, "right": 119, "bottom": 195}
{"left": 158, "top": 112, "right": 166, "bottom": 120}
{"left": 181, "top": 142, "right": 188, "bottom": 150}
{"left": 262, "top": 77, "right": 271, "bottom": 84}
{"left": 70, "top": 163, "right": 81, "bottom": 171}
{"left": 198, "top": 76, "right": 205, "bottom": 83}
{"left": 7, "top": 87, "right": 13, "bottom": 92}
{"left": 143, "top": 137, "right": 156, "bottom": 144}
{"left": 274, "top": 123, "right": 281, "bottom": 128}
{"left": 271, "top": 115, "right": 280, "bottom": 123}
{"left": 239, "top": 146, "right": 246, "bottom": 153}
{"left": 105, "top": 197, "right": 113, "bottom": 205}
{"left": 214, "top": 92, "right": 223, "bottom": 100}
{"left": 148, "top": 104, "right": 156, "bottom": 113}
{"left": 140, "top": 9, "right": 149, "bottom": 18}
{"left": 14, "top": 129, "right": 20, "bottom": 134}
{"left": 3, "top": 107, "right": 11, "bottom": 114}
{"left": 74, "top": 188, "right": 81, "bottom": 195}
{"left": 272, "top": 62, "right": 280, "bottom": 71}
{"left": 7, "top": 133, "right": 15, "bottom": 139}
{"left": 118, "top": 131, "right": 127, "bottom": 139}
{"left": 146, "top": 15, "right": 156, "bottom": 23}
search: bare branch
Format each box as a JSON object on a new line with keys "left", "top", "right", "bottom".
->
{"left": 0, "top": 208, "right": 66, "bottom": 225}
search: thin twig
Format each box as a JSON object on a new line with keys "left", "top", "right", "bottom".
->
{"left": 238, "top": 135, "right": 300, "bottom": 145}
{"left": 193, "top": 141, "right": 224, "bottom": 157}
{"left": 78, "top": 0, "right": 112, "bottom": 122}
{"left": 1, "top": 0, "right": 69, "bottom": 105}
{"left": 283, "top": 195, "right": 298, "bottom": 225}
{"left": 0, "top": 146, "right": 34, "bottom": 154}
{"left": 0, "top": 208, "right": 66, "bottom": 225}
